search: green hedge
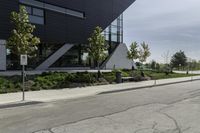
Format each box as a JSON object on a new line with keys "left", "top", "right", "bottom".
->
{"left": 0, "top": 77, "right": 21, "bottom": 93}
{"left": 32, "top": 72, "right": 98, "bottom": 90}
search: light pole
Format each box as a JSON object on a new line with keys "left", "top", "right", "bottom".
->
{"left": 154, "top": 63, "right": 157, "bottom": 85}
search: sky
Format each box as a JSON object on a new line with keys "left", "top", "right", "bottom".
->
{"left": 123, "top": 0, "right": 200, "bottom": 63}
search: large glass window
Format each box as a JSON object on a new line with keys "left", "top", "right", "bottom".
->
{"left": 103, "top": 14, "right": 123, "bottom": 44}
{"left": 51, "top": 45, "right": 90, "bottom": 68}
{"left": 23, "top": 5, "right": 45, "bottom": 25}
{"left": 102, "top": 14, "right": 123, "bottom": 55}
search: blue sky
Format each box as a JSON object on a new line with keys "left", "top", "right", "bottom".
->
{"left": 123, "top": 0, "right": 200, "bottom": 63}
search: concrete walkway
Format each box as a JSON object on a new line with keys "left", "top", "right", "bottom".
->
{"left": 0, "top": 70, "right": 112, "bottom": 76}
{"left": 174, "top": 70, "right": 200, "bottom": 74}
{"left": 0, "top": 76, "right": 200, "bottom": 105}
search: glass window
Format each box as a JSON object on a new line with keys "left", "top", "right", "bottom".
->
{"left": 103, "top": 14, "right": 123, "bottom": 44}
{"left": 111, "top": 34, "right": 117, "bottom": 42}
{"left": 111, "top": 27, "right": 117, "bottom": 34}
{"left": 23, "top": 5, "right": 44, "bottom": 25}
{"left": 25, "top": 6, "right": 32, "bottom": 14}
{"left": 29, "top": 15, "right": 44, "bottom": 25}
{"left": 33, "top": 8, "right": 44, "bottom": 17}
{"left": 112, "top": 20, "right": 118, "bottom": 26}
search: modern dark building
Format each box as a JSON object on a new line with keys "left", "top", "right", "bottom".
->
{"left": 0, "top": 0, "right": 135, "bottom": 71}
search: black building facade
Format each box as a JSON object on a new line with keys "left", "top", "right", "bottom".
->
{"left": 0, "top": 0, "right": 135, "bottom": 70}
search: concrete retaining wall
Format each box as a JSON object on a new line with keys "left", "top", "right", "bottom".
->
{"left": 105, "top": 44, "right": 132, "bottom": 69}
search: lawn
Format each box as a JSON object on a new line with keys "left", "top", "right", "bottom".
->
{"left": 143, "top": 70, "right": 198, "bottom": 80}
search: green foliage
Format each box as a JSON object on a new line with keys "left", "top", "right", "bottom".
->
{"left": 150, "top": 60, "right": 160, "bottom": 71}
{"left": 155, "top": 63, "right": 160, "bottom": 71}
{"left": 33, "top": 72, "right": 98, "bottom": 90}
{"left": 127, "top": 42, "right": 139, "bottom": 61}
{"left": 7, "top": 5, "right": 40, "bottom": 56}
{"left": 170, "top": 50, "right": 187, "bottom": 69}
{"left": 88, "top": 26, "right": 108, "bottom": 67}
{"left": 127, "top": 41, "right": 151, "bottom": 70}
{"left": 138, "top": 42, "right": 151, "bottom": 63}
{"left": 33, "top": 72, "right": 73, "bottom": 90}
{"left": 187, "top": 59, "right": 200, "bottom": 70}
{"left": 144, "top": 70, "right": 196, "bottom": 80}
{"left": 1, "top": 71, "right": 198, "bottom": 94}
{"left": 102, "top": 72, "right": 116, "bottom": 83}
{"left": 0, "top": 77, "right": 21, "bottom": 93}
{"left": 150, "top": 60, "right": 156, "bottom": 70}
{"left": 72, "top": 72, "right": 96, "bottom": 83}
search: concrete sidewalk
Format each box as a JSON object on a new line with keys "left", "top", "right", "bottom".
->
{"left": 0, "top": 76, "right": 200, "bottom": 106}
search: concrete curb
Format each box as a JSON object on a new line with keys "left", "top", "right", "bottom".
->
{"left": 0, "top": 76, "right": 200, "bottom": 109}
{"left": 98, "top": 78, "right": 200, "bottom": 95}
{"left": 0, "top": 101, "right": 43, "bottom": 109}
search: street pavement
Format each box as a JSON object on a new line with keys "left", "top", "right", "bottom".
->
{"left": 1, "top": 80, "right": 200, "bottom": 133}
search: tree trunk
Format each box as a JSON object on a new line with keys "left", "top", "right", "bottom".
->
{"left": 132, "top": 60, "right": 134, "bottom": 71}
{"left": 131, "top": 60, "right": 134, "bottom": 77}
{"left": 141, "top": 62, "right": 145, "bottom": 77}
{"left": 97, "top": 62, "right": 101, "bottom": 80}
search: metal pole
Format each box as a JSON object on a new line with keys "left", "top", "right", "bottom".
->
{"left": 191, "top": 68, "right": 193, "bottom": 81}
{"left": 154, "top": 79, "right": 157, "bottom": 86}
{"left": 191, "top": 71, "right": 193, "bottom": 81}
{"left": 22, "top": 65, "right": 25, "bottom": 101}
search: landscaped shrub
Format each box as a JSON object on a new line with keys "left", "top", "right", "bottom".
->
{"left": 33, "top": 72, "right": 73, "bottom": 90}
{"left": 0, "top": 77, "right": 21, "bottom": 93}
{"left": 0, "top": 77, "right": 10, "bottom": 93}
{"left": 32, "top": 72, "right": 99, "bottom": 90}
{"left": 72, "top": 72, "right": 97, "bottom": 83}
{"left": 0, "top": 70, "right": 198, "bottom": 94}
{"left": 102, "top": 72, "right": 116, "bottom": 83}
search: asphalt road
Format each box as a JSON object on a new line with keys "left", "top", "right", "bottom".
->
{"left": 1, "top": 80, "right": 200, "bottom": 133}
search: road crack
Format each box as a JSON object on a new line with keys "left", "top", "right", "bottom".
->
{"left": 33, "top": 95, "right": 200, "bottom": 133}
{"left": 159, "top": 112, "right": 182, "bottom": 133}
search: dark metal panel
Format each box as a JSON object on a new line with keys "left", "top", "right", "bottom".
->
{"left": 44, "top": 10, "right": 67, "bottom": 43}
{"left": 0, "top": 0, "right": 135, "bottom": 44}
{"left": 66, "top": 16, "right": 85, "bottom": 44}
{"left": 0, "top": 0, "right": 19, "bottom": 39}
{"left": 43, "top": 0, "right": 85, "bottom": 11}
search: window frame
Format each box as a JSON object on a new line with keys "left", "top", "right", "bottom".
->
{"left": 22, "top": 4, "right": 45, "bottom": 25}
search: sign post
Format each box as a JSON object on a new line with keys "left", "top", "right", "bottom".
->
{"left": 20, "top": 55, "right": 27, "bottom": 101}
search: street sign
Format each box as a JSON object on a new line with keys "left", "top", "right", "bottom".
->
{"left": 20, "top": 55, "right": 27, "bottom": 66}
{"left": 20, "top": 55, "right": 27, "bottom": 101}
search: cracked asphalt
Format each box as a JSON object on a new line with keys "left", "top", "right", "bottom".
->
{"left": 1, "top": 80, "right": 200, "bottom": 133}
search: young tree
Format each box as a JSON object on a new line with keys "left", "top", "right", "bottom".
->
{"left": 138, "top": 42, "right": 151, "bottom": 66}
{"left": 170, "top": 50, "right": 187, "bottom": 70}
{"left": 88, "top": 26, "right": 108, "bottom": 79}
{"left": 127, "top": 42, "right": 139, "bottom": 70}
{"left": 156, "top": 63, "right": 160, "bottom": 71}
{"left": 161, "top": 50, "right": 171, "bottom": 65}
{"left": 7, "top": 6, "right": 40, "bottom": 62}
{"left": 138, "top": 42, "right": 151, "bottom": 77}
